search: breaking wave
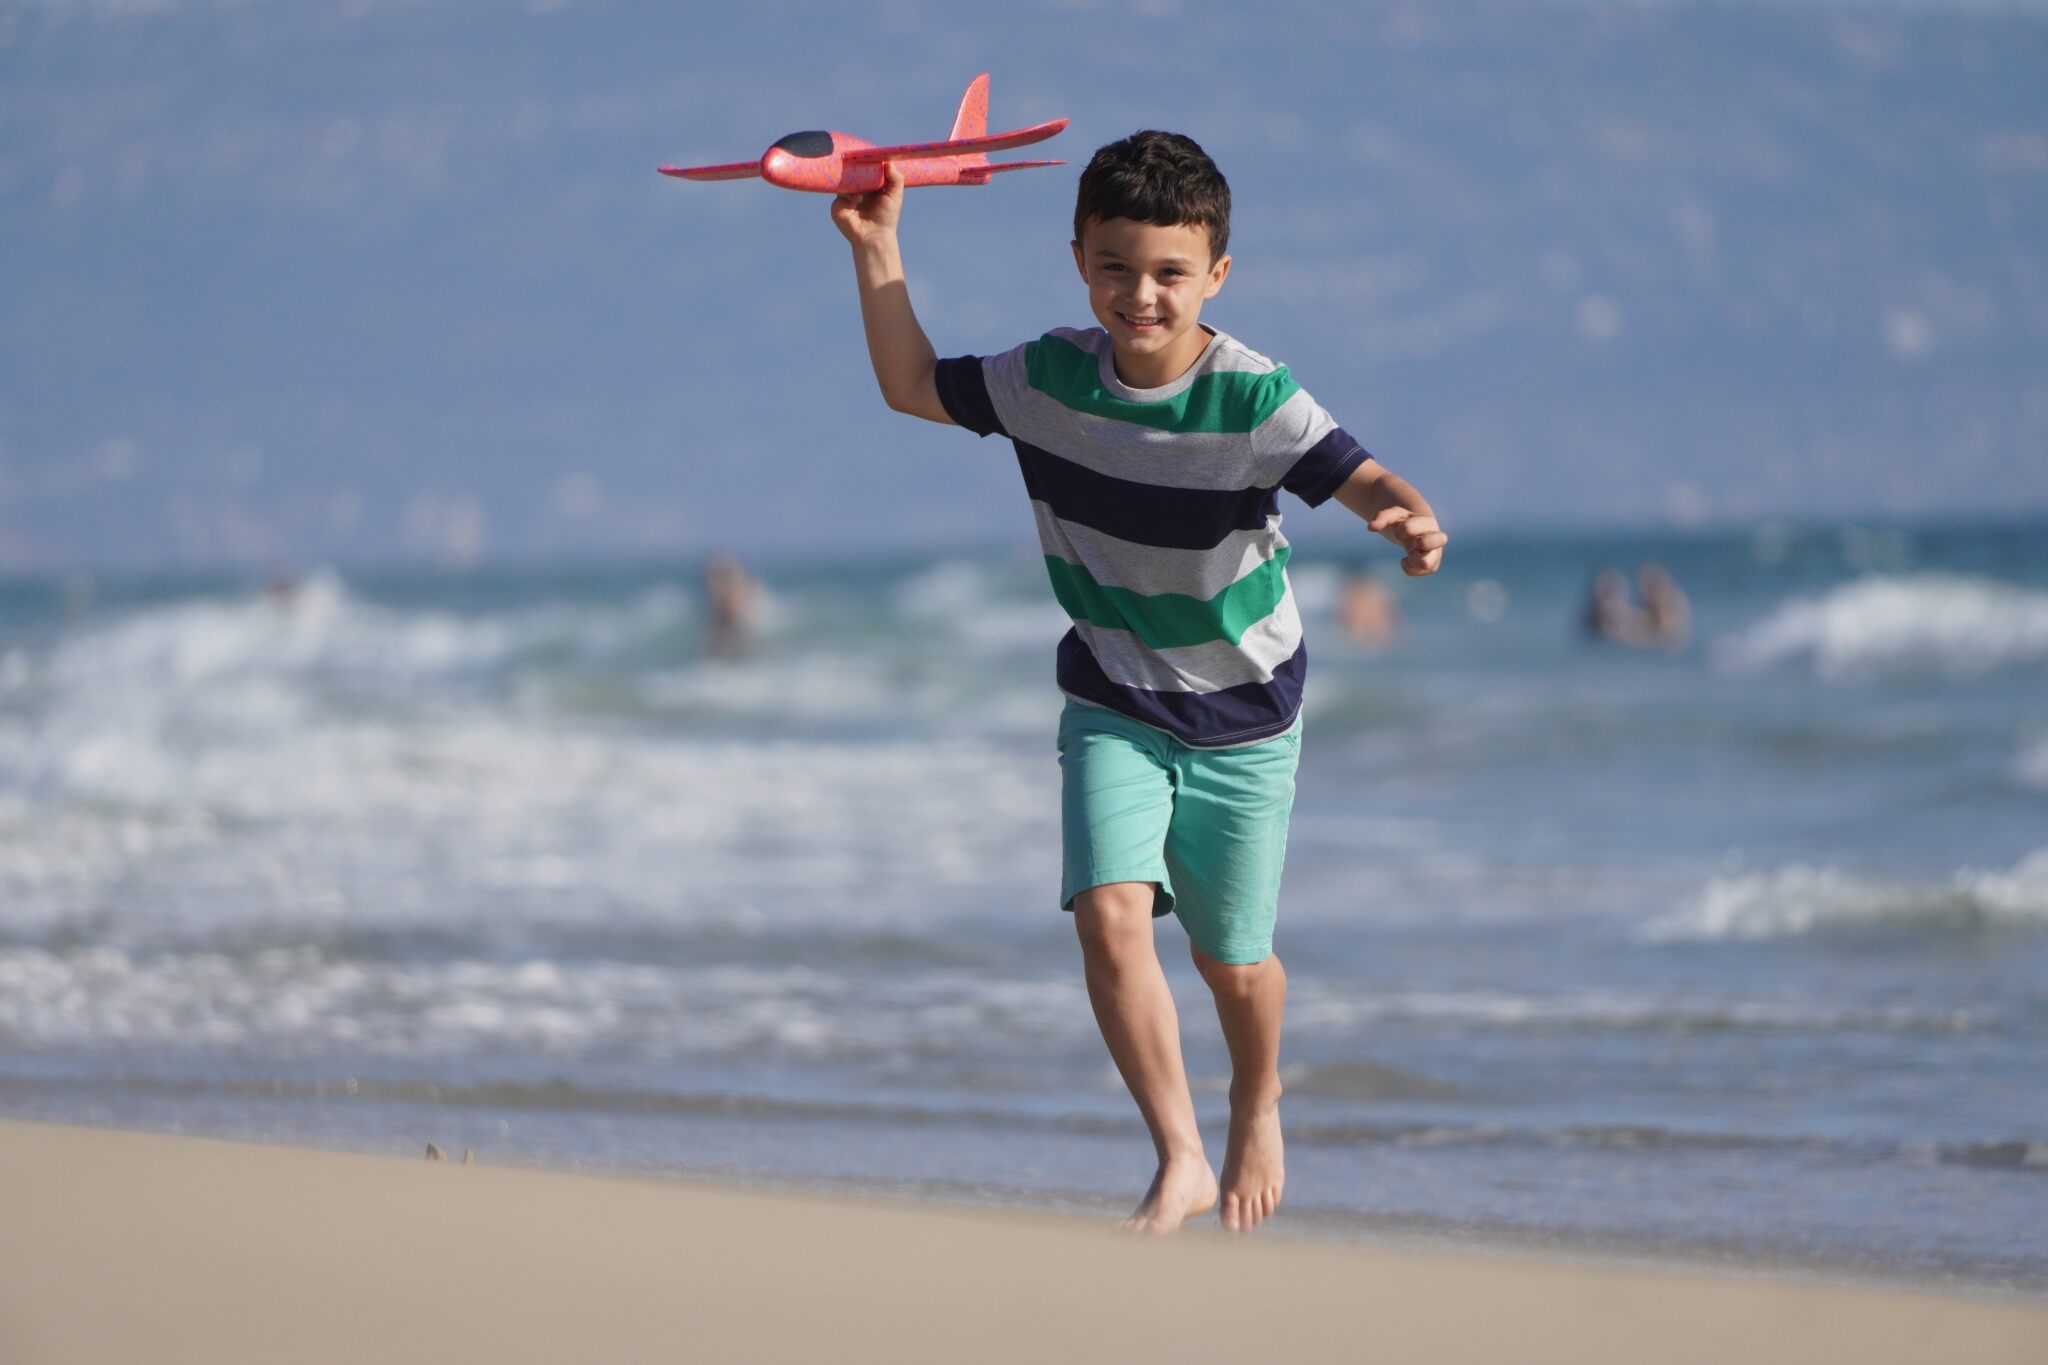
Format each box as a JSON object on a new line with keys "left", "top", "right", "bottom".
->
{"left": 1645, "top": 850, "right": 2048, "bottom": 942}
{"left": 1716, "top": 573, "right": 2048, "bottom": 680}
{"left": 36, "top": 571, "right": 699, "bottom": 693}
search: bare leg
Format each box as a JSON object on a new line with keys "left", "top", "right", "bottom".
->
{"left": 1191, "top": 943, "right": 1287, "bottom": 1232}
{"left": 1072, "top": 883, "right": 1218, "bottom": 1234}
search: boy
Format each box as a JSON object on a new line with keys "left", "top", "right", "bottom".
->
{"left": 831, "top": 130, "right": 1445, "bottom": 1234}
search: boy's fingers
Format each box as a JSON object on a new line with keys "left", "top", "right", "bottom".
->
{"left": 1367, "top": 507, "right": 1409, "bottom": 533}
{"left": 1408, "top": 530, "right": 1449, "bottom": 551}
{"left": 1398, "top": 514, "right": 1440, "bottom": 538}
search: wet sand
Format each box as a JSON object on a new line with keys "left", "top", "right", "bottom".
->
{"left": 2, "top": 1117, "right": 2042, "bottom": 1364}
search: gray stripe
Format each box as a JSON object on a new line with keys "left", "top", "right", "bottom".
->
{"left": 1073, "top": 593, "right": 1303, "bottom": 693}
{"left": 1031, "top": 501, "right": 1287, "bottom": 599}
{"left": 1250, "top": 388, "right": 1339, "bottom": 484}
{"left": 983, "top": 341, "right": 1034, "bottom": 439}
{"left": 1006, "top": 393, "right": 1259, "bottom": 491}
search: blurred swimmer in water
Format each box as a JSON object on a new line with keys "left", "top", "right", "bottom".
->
{"left": 1581, "top": 568, "right": 1650, "bottom": 646}
{"left": 1638, "top": 561, "right": 1689, "bottom": 650}
{"left": 1335, "top": 564, "right": 1401, "bottom": 647}
{"left": 703, "top": 552, "right": 761, "bottom": 658}
{"left": 1581, "top": 564, "right": 1688, "bottom": 650}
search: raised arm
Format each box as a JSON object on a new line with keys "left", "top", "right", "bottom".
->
{"left": 830, "top": 163, "right": 954, "bottom": 426}
{"left": 1332, "top": 458, "right": 1447, "bottom": 577}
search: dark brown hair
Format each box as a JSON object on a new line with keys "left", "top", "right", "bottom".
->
{"left": 1073, "top": 130, "right": 1231, "bottom": 263}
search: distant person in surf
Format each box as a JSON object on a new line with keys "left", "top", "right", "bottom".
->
{"left": 702, "top": 552, "right": 761, "bottom": 658}
{"left": 1638, "top": 561, "right": 1689, "bottom": 650}
{"left": 1581, "top": 564, "right": 1688, "bottom": 650}
{"left": 1335, "top": 564, "right": 1401, "bottom": 647}
{"left": 1581, "top": 568, "right": 1651, "bottom": 646}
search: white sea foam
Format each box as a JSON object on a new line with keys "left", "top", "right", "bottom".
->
{"left": 0, "top": 574, "right": 1060, "bottom": 940}
{"left": 892, "top": 557, "right": 1069, "bottom": 655}
{"left": 47, "top": 573, "right": 499, "bottom": 688}
{"left": 1717, "top": 573, "right": 2048, "bottom": 679}
{"left": 0, "top": 714, "right": 1058, "bottom": 939}
{"left": 1281, "top": 981, "right": 1975, "bottom": 1034}
{"left": 1644, "top": 849, "right": 2048, "bottom": 942}
{"left": 0, "top": 948, "right": 1092, "bottom": 1061}
{"left": 0, "top": 935, "right": 1966, "bottom": 1061}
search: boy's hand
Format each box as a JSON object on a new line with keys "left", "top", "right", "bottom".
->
{"left": 1368, "top": 507, "right": 1448, "bottom": 576}
{"left": 831, "top": 162, "right": 906, "bottom": 247}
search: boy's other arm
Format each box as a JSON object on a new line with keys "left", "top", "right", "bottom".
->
{"left": 830, "top": 163, "right": 955, "bottom": 426}
{"left": 1332, "top": 458, "right": 1447, "bottom": 577}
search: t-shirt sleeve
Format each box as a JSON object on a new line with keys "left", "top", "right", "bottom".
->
{"left": 933, "top": 355, "right": 1003, "bottom": 437}
{"left": 1251, "top": 385, "right": 1373, "bottom": 507}
{"left": 933, "top": 342, "right": 1030, "bottom": 439}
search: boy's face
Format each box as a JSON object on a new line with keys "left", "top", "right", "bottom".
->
{"left": 1071, "top": 217, "right": 1232, "bottom": 385}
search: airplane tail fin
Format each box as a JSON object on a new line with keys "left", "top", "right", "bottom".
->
{"left": 957, "top": 159, "right": 1063, "bottom": 185}
{"left": 949, "top": 74, "right": 990, "bottom": 153}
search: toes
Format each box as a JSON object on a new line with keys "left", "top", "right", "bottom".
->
{"left": 1217, "top": 1185, "right": 1281, "bottom": 1231}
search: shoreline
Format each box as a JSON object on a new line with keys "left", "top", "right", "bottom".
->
{"left": 10, "top": 1086, "right": 2041, "bottom": 1299}
{"left": 4, "top": 1117, "right": 2045, "bottom": 1364}
{"left": 11, "top": 1095, "right": 2040, "bottom": 1297}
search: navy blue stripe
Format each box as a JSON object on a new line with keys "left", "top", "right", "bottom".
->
{"left": 1282, "top": 426, "right": 1372, "bottom": 507}
{"left": 1055, "top": 630, "right": 1307, "bottom": 748}
{"left": 934, "top": 355, "right": 1004, "bottom": 438}
{"left": 1013, "top": 441, "right": 1280, "bottom": 551}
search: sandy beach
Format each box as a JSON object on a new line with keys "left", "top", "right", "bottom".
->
{"left": 1, "top": 1118, "right": 2042, "bottom": 1364}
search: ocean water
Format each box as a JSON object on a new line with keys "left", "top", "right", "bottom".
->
{"left": 1, "top": 522, "right": 2044, "bottom": 1289}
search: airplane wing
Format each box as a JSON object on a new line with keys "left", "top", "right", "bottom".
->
{"left": 843, "top": 118, "right": 1068, "bottom": 165}
{"left": 956, "top": 159, "right": 1064, "bottom": 184}
{"left": 658, "top": 160, "right": 762, "bottom": 181}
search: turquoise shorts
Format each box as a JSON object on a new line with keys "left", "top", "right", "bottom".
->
{"left": 1056, "top": 700, "right": 1302, "bottom": 965}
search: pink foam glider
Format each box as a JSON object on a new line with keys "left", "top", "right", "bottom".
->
{"left": 659, "top": 73, "right": 1066, "bottom": 194}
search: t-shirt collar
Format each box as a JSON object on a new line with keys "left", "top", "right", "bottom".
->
{"left": 1096, "top": 324, "right": 1225, "bottom": 403}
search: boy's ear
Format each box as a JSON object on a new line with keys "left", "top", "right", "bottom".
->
{"left": 1070, "top": 238, "right": 1086, "bottom": 281}
{"left": 1203, "top": 253, "right": 1232, "bottom": 299}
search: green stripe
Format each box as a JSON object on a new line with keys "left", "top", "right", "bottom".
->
{"left": 1025, "top": 335, "right": 1299, "bottom": 434}
{"left": 1042, "top": 547, "right": 1291, "bottom": 651}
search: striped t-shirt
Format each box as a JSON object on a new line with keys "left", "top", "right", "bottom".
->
{"left": 933, "top": 324, "right": 1372, "bottom": 748}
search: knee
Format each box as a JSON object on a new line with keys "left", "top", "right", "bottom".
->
{"left": 1191, "top": 942, "right": 1278, "bottom": 996}
{"left": 1072, "top": 883, "right": 1158, "bottom": 963}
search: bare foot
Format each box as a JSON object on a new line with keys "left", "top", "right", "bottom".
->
{"left": 1117, "top": 1151, "right": 1218, "bottom": 1235}
{"left": 1218, "top": 1093, "right": 1284, "bottom": 1232}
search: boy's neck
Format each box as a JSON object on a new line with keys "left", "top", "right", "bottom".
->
{"left": 1107, "top": 324, "right": 1216, "bottom": 390}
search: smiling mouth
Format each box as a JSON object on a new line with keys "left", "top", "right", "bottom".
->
{"left": 1117, "top": 313, "right": 1165, "bottom": 330}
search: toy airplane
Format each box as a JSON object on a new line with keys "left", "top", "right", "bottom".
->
{"left": 659, "top": 73, "right": 1066, "bottom": 194}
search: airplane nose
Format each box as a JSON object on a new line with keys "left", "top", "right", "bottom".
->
{"left": 761, "top": 147, "right": 794, "bottom": 186}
